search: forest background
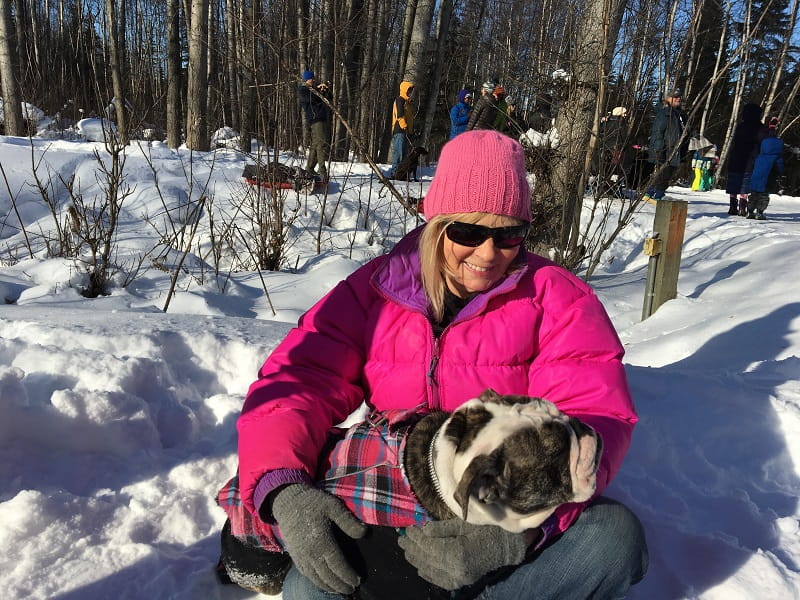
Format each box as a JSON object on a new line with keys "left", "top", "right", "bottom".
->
{"left": 0, "top": 0, "right": 798, "bottom": 270}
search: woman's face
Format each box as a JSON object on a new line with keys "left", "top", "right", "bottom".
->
{"left": 442, "top": 215, "right": 522, "bottom": 297}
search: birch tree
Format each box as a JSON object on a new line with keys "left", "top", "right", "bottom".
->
{"left": 166, "top": 0, "right": 182, "bottom": 148}
{"left": 186, "top": 0, "right": 209, "bottom": 150}
{"left": 105, "top": 0, "right": 128, "bottom": 143}
{"left": 0, "top": 0, "right": 23, "bottom": 136}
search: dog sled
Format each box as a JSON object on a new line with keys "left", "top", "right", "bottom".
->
{"left": 242, "top": 163, "right": 328, "bottom": 193}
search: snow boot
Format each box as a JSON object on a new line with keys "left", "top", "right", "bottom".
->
{"left": 737, "top": 197, "right": 748, "bottom": 216}
{"left": 727, "top": 197, "right": 738, "bottom": 215}
{"left": 746, "top": 211, "right": 755, "bottom": 219}
{"left": 756, "top": 211, "right": 766, "bottom": 220}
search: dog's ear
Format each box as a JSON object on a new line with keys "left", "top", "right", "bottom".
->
{"left": 445, "top": 402, "right": 494, "bottom": 453}
{"left": 453, "top": 453, "right": 503, "bottom": 521}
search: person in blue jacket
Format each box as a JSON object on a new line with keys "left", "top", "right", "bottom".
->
{"left": 747, "top": 117, "right": 784, "bottom": 220}
{"left": 449, "top": 89, "right": 472, "bottom": 139}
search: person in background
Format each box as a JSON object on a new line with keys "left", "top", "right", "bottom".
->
{"left": 449, "top": 89, "right": 472, "bottom": 139}
{"left": 466, "top": 81, "right": 500, "bottom": 131}
{"left": 747, "top": 116, "right": 784, "bottom": 220}
{"left": 387, "top": 80, "right": 415, "bottom": 179}
{"left": 494, "top": 96, "right": 527, "bottom": 137}
{"left": 297, "top": 69, "right": 331, "bottom": 181}
{"left": 493, "top": 89, "right": 510, "bottom": 131}
{"left": 723, "top": 102, "right": 763, "bottom": 216}
{"left": 588, "top": 106, "right": 631, "bottom": 198}
{"left": 223, "top": 130, "right": 648, "bottom": 599}
{"left": 529, "top": 94, "right": 554, "bottom": 133}
{"left": 644, "top": 88, "right": 688, "bottom": 204}
{"left": 600, "top": 107, "right": 631, "bottom": 183}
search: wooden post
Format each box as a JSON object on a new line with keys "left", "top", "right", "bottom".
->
{"left": 641, "top": 199, "right": 688, "bottom": 319}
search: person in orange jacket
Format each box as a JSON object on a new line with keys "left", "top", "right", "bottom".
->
{"left": 387, "top": 81, "right": 415, "bottom": 179}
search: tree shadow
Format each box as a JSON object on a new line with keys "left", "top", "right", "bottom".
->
{"left": 614, "top": 303, "right": 800, "bottom": 598}
{"left": 686, "top": 260, "right": 749, "bottom": 299}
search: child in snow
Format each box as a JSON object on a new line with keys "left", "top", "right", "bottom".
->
{"left": 747, "top": 117, "right": 784, "bottom": 220}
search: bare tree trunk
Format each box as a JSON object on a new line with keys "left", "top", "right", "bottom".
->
{"left": 403, "top": 0, "right": 435, "bottom": 144}
{"left": 204, "top": 0, "right": 216, "bottom": 134}
{"left": 399, "top": 0, "right": 417, "bottom": 77}
{"left": 106, "top": 0, "right": 128, "bottom": 143}
{"left": 420, "top": 0, "right": 453, "bottom": 148}
{"left": 374, "top": 0, "right": 393, "bottom": 162}
{"left": 699, "top": 1, "right": 729, "bottom": 137}
{"left": 320, "top": 0, "right": 334, "bottom": 80}
{"left": 225, "top": 0, "right": 238, "bottom": 129}
{"left": 661, "top": 0, "right": 680, "bottom": 94}
{"left": 0, "top": 0, "right": 24, "bottom": 136}
{"left": 186, "top": 0, "right": 209, "bottom": 150}
{"left": 762, "top": 0, "right": 798, "bottom": 116}
{"left": 166, "top": 0, "right": 182, "bottom": 147}
{"left": 777, "top": 70, "right": 800, "bottom": 126}
{"left": 716, "top": 0, "right": 752, "bottom": 176}
{"left": 238, "top": 0, "right": 255, "bottom": 153}
{"left": 549, "top": 0, "right": 626, "bottom": 263}
{"left": 297, "top": 0, "right": 308, "bottom": 70}
{"left": 356, "top": 0, "right": 376, "bottom": 158}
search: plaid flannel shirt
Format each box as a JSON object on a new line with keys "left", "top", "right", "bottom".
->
{"left": 217, "top": 407, "right": 433, "bottom": 551}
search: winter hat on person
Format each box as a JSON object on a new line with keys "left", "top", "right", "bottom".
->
{"left": 457, "top": 89, "right": 471, "bottom": 104}
{"left": 611, "top": 106, "right": 627, "bottom": 117}
{"left": 494, "top": 86, "right": 505, "bottom": 98}
{"left": 668, "top": 88, "right": 682, "bottom": 98}
{"left": 302, "top": 70, "right": 315, "bottom": 81}
{"left": 424, "top": 130, "right": 531, "bottom": 222}
{"left": 481, "top": 81, "right": 495, "bottom": 92}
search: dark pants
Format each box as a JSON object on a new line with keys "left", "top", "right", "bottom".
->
{"left": 307, "top": 120, "right": 330, "bottom": 179}
{"left": 283, "top": 498, "right": 649, "bottom": 600}
{"left": 646, "top": 163, "right": 675, "bottom": 200}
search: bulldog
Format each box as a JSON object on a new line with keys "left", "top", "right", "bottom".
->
{"left": 217, "top": 388, "right": 603, "bottom": 595}
{"left": 404, "top": 388, "right": 603, "bottom": 532}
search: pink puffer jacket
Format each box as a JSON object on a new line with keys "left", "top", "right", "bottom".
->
{"left": 237, "top": 227, "right": 637, "bottom": 540}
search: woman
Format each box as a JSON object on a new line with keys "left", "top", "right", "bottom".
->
{"left": 724, "top": 102, "right": 763, "bottom": 216}
{"left": 227, "top": 130, "right": 648, "bottom": 599}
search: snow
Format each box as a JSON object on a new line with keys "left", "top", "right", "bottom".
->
{"left": 1, "top": 134, "right": 799, "bottom": 599}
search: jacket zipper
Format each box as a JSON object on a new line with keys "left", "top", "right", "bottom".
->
{"left": 427, "top": 337, "right": 441, "bottom": 410}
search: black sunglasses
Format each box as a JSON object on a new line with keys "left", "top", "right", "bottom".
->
{"left": 445, "top": 221, "right": 529, "bottom": 249}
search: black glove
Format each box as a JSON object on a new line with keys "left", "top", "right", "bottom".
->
{"left": 398, "top": 519, "right": 527, "bottom": 590}
{"left": 271, "top": 484, "right": 367, "bottom": 594}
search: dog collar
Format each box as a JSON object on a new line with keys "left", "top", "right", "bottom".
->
{"left": 427, "top": 427, "right": 446, "bottom": 503}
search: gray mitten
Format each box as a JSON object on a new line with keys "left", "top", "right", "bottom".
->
{"left": 271, "top": 483, "right": 367, "bottom": 594}
{"left": 398, "top": 519, "right": 527, "bottom": 590}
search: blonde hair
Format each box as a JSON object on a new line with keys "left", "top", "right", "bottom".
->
{"left": 419, "top": 212, "right": 525, "bottom": 322}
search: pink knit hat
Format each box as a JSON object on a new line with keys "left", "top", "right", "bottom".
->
{"left": 423, "top": 130, "right": 531, "bottom": 222}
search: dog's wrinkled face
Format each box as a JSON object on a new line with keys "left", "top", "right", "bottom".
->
{"left": 432, "top": 389, "right": 602, "bottom": 532}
